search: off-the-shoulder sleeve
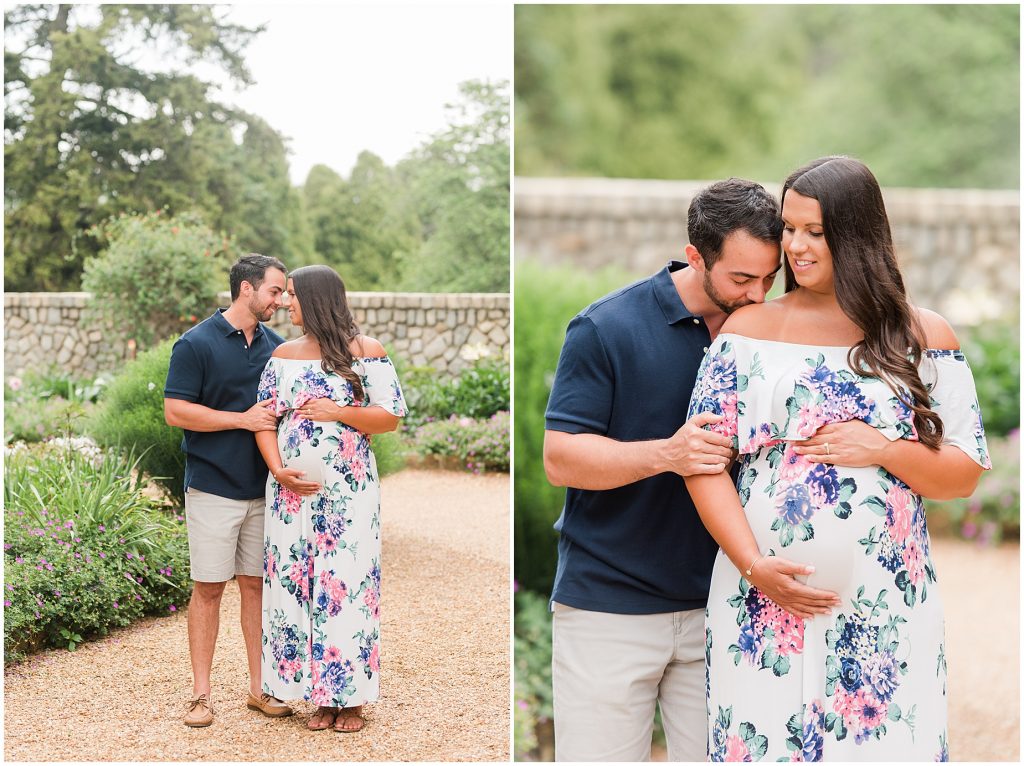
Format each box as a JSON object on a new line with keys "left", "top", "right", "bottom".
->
{"left": 921, "top": 349, "right": 992, "bottom": 469}
{"left": 687, "top": 336, "right": 740, "bottom": 449}
{"left": 360, "top": 356, "right": 407, "bottom": 417}
{"left": 256, "top": 358, "right": 288, "bottom": 417}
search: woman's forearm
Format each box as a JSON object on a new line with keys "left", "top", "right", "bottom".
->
{"left": 878, "top": 441, "right": 983, "bottom": 499}
{"left": 255, "top": 430, "right": 283, "bottom": 478}
{"left": 335, "top": 405, "right": 400, "bottom": 434}
{"left": 685, "top": 471, "right": 762, "bottom": 573}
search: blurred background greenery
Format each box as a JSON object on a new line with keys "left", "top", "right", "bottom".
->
{"left": 513, "top": 4, "right": 1019, "bottom": 761}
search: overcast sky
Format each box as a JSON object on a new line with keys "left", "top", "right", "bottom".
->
{"left": 213, "top": 3, "right": 512, "bottom": 185}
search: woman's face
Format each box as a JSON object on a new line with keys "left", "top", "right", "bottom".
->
{"left": 283, "top": 278, "right": 303, "bottom": 327}
{"left": 782, "top": 190, "right": 834, "bottom": 294}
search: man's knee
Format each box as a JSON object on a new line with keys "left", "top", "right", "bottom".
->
{"left": 192, "top": 580, "right": 227, "bottom": 603}
{"left": 236, "top": 575, "right": 262, "bottom": 595}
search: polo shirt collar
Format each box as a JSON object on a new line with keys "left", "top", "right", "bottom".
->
{"left": 212, "top": 308, "right": 265, "bottom": 339}
{"left": 654, "top": 260, "right": 697, "bottom": 324}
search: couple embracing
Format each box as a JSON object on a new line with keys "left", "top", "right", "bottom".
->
{"left": 544, "top": 157, "right": 991, "bottom": 762}
{"left": 164, "top": 256, "right": 406, "bottom": 732}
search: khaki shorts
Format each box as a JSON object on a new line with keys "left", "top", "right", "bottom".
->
{"left": 184, "top": 487, "right": 265, "bottom": 582}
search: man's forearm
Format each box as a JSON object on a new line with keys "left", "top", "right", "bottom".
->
{"left": 543, "top": 431, "right": 670, "bottom": 490}
{"left": 164, "top": 399, "right": 245, "bottom": 432}
{"left": 878, "top": 440, "right": 983, "bottom": 500}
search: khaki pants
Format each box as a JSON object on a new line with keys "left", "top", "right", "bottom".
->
{"left": 552, "top": 602, "right": 707, "bottom": 762}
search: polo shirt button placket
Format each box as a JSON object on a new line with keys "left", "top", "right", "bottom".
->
{"left": 693, "top": 318, "right": 700, "bottom": 325}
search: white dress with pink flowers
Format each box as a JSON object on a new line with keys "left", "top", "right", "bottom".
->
{"left": 256, "top": 355, "right": 406, "bottom": 708}
{"left": 688, "top": 335, "right": 990, "bottom": 762}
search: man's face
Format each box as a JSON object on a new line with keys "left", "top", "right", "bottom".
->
{"left": 246, "top": 267, "right": 286, "bottom": 321}
{"left": 701, "top": 230, "right": 782, "bottom": 314}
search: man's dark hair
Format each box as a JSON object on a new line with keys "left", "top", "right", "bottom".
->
{"left": 229, "top": 253, "right": 287, "bottom": 300}
{"left": 687, "top": 178, "right": 782, "bottom": 269}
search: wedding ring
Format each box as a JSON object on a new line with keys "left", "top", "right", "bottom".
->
{"left": 825, "top": 442, "right": 831, "bottom": 455}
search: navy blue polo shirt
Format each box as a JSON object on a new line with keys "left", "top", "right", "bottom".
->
{"left": 164, "top": 309, "right": 285, "bottom": 500}
{"left": 545, "top": 261, "right": 720, "bottom": 614}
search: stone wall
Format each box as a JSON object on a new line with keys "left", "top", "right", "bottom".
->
{"left": 4, "top": 291, "right": 509, "bottom": 380}
{"left": 515, "top": 177, "right": 1020, "bottom": 326}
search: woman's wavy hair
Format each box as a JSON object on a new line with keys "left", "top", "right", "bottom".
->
{"left": 291, "top": 265, "right": 365, "bottom": 401}
{"left": 781, "top": 156, "right": 943, "bottom": 448}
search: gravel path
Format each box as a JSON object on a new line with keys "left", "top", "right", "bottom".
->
{"left": 4, "top": 469, "right": 510, "bottom": 762}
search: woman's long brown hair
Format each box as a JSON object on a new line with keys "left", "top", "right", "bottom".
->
{"left": 291, "top": 265, "right": 365, "bottom": 402}
{"left": 782, "top": 156, "right": 943, "bottom": 448}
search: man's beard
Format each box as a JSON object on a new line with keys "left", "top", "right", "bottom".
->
{"left": 249, "top": 296, "right": 276, "bottom": 321}
{"left": 703, "top": 270, "right": 751, "bottom": 315}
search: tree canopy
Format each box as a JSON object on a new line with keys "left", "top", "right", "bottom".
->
{"left": 4, "top": 4, "right": 311, "bottom": 290}
{"left": 514, "top": 5, "right": 1019, "bottom": 189}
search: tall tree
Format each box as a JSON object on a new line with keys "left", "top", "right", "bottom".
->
{"left": 4, "top": 4, "right": 308, "bottom": 290}
{"left": 399, "top": 79, "right": 510, "bottom": 293}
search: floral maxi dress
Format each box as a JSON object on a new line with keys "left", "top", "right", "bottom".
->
{"left": 257, "top": 355, "right": 407, "bottom": 708}
{"left": 688, "top": 334, "right": 991, "bottom": 762}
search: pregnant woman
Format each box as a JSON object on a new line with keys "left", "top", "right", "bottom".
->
{"left": 255, "top": 265, "right": 407, "bottom": 733}
{"left": 685, "top": 157, "right": 990, "bottom": 761}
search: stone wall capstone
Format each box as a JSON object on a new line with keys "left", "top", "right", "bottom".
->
{"left": 515, "top": 177, "right": 1020, "bottom": 326}
{"left": 4, "top": 291, "right": 509, "bottom": 381}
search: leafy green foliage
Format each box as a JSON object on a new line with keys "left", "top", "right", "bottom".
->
{"left": 368, "top": 431, "right": 406, "bottom": 479}
{"left": 514, "top": 587, "right": 553, "bottom": 760}
{"left": 410, "top": 412, "right": 510, "bottom": 473}
{"left": 515, "top": 5, "right": 1019, "bottom": 189}
{"left": 4, "top": 370, "right": 103, "bottom": 443}
{"left": 402, "top": 357, "right": 510, "bottom": 429}
{"left": 4, "top": 5, "right": 311, "bottom": 290}
{"left": 960, "top": 319, "right": 1019, "bottom": 437}
{"left": 514, "top": 260, "right": 636, "bottom": 595}
{"left": 4, "top": 442, "right": 191, "bottom": 663}
{"left": 397, "top": 80, "right": 510, "bottom": 292}
{"left": 87, "top": 338, "right": 187, "bottom": 504}
{"left": 81, "top": 211, "right": 233, "bottom": 349}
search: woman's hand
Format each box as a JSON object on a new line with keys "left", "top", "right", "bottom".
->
{"left": 274, "top": 467, "right": 321, "bottom": 496}
{"left": 792, "top": 420, "right": 888, "bottom": 468}
{"left": 748, "top": 557, "right": 841, "bottom": 621}
{"left": 295, "top": 397, "right": 344, "bottom": 422}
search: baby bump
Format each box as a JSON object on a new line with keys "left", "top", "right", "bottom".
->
{"left": 278, "top": 416, "right": 330, "bottom": 484}
{"left": 743, "top": 464, "right": 881, "bottom": 597}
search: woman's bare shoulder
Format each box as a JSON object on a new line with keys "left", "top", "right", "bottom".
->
{"left": 271, "top": 339, "right": 306, "bottom": 359}
{"left": 913, "top": 306, "right": 959, "bottom": 350}
{"left": 719, "top": 298, "right": 788, "bottom": 337}
{"left": 350, "top": 335, "right": 387, "bottom": 358}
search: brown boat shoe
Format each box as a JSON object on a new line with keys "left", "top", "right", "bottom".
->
{"left": 246, "top": 691, "right": 294, "bottom": 718}
{"left": 184, "top": 693, "right": 215, "bottom": 727}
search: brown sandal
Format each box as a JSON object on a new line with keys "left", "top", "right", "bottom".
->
{"left": 333, "top": 706, "right": 365, "bottom": 733}
{"left": 307, "top": 706, "right": 338, "bottom": 731}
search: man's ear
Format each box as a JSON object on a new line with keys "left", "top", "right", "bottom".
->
{"left": 684, "top": 244, "right": 706, "bottom": 274}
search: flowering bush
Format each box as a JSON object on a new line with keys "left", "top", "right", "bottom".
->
{"left": 925, "top": 430, "right": 1019, "bottom": 544}
{"left": 3, "top": 441, "right": 191, "bottom": 663}
{"left": 4, "top": 372, "right": 104, "bottom": 444}
{"left": 410, "top": 411, "right": 509, "bottom": 473}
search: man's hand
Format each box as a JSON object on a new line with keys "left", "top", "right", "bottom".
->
{"left": 748, "top": 557, "right": 841, "bottom": 620}
{"left": 793, "top": 420, "right": 887, "bottom": 468}
{"left": 295, "top": 397, "right": 343, "bottom": 422}
{"left": 275, "top": 468, "right": 321, "bottom": 496}
{"left": 241, "top": 399, "right": 278, "bottom": 432}
{"left": 662, "top": 411, "right": 735, "bottom": 477}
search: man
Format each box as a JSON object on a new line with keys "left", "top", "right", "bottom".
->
{"left": 164, "top": 254, "right": 317, "bottom": 727}
{"left": 543, "top": 179, "right": 839, "bottom": 761}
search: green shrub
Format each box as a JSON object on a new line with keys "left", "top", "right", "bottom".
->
{"left": 410, "top": 412, "right": 510, "bottom": 473}
{"left": 959, "top": 318, "right": 1019, "bottom": 437}
{"left": 4, "top": 441, "right": 191, "bottom": 663}
{"left": 371, "top": 430, "right": 407, "bottom": 477}
{"left": 401, "top": 357, "right": 510, "bottom": 429}
{"left": 87, "top": 338, "right": 187, "bottom": 504}
{"left": 81, "top": 210, "right": 235, "bottom": 350}
{"left": 514, "top": 259, "right": 637, "bottom": 595}
{"left": 514, "top": 587, "right": 553, "bottom": 760}
{"left": 925, "top": 431, "right": 1019, "bottom": 544}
